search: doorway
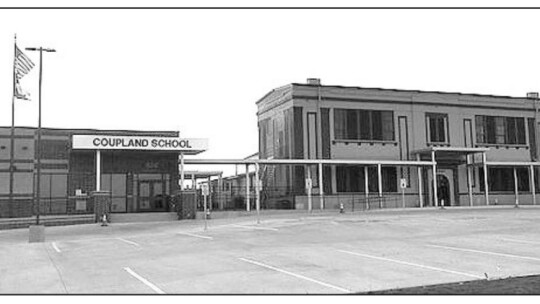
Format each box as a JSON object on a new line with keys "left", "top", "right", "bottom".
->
{"left": 138, "top": 180, "right": 166, "bottom": 212}
{"left": 437, "top": 174, "right": 451, "bottom": 206}
{"left": 436, "top": 168, "right": 455, "bottom": 206}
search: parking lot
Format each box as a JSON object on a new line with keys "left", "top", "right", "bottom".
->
{"left": 1, "top": 206, "right": 540, "bottom": 294}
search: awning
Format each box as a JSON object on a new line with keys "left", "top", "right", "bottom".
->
{"left": 412, "top": 146, "right": 490, "bottom": 163}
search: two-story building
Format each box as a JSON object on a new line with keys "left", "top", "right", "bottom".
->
{"left": 256, "top": 79, "right": 540, "bottom": 209}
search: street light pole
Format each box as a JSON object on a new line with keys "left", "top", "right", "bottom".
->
{"left": 25, "top": 47, "right": 55, "bottom": 225}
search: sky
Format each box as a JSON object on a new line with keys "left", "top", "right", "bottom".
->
{"left": 2, "top": 8, "right": 540, "bottom": 175}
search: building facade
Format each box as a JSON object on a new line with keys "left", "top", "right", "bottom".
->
{"left": 0, "top": 127, "right": 184, "bottom": 218}
{"left": 256, "top": 79, "right": 540, "bottom": 209}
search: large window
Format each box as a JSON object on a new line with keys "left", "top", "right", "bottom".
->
{"left": 336, "top": 166, "right": 397, "bottom": 193}
{"left": 426, "top": 113, "right": 448, "bottom": 143}
{"left": 334, "top": 109, "right": 394, "bottom": 141}
{"left": 475, "top": 116, "right": 526, "bottom": 145}
{"left": 479, "top": 168, "right": 529, "bottom": 192}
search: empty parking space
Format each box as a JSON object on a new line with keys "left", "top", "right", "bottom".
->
{"left": 2, "top": 207, "right": 540, "bottom": 294}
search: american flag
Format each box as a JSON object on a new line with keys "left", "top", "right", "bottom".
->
{"left": 15, "top": 45, "right": 35, "bottom": 80}
{"left": 14, "top": 45, "right": 34, "bottom": 100}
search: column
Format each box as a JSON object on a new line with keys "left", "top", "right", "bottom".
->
{"left": 364, "top": 166, "right": 369, "bottom": 209}
{"left": 245, "top": 164, "right": 250, "bottom": 212}
{"left": 307, "top": 165, "right": 312, "bottom": 212}
{"left": 467, "top": 155, "right": 473, "bottom": 207}
{"left": 218, "top": 173, "right": 224, "bottom": 210}
{"left": 180, "top": 153, "right": 185, "bottom": 191}
{"left": 483, "top": 152, "right": 489, "bottom": 205}
{"left": 207, "top": 176, "right": 212, "bottom": 211}
{"left": 255, "top": 162, "right": 260, "bottom": 224}
{"left": 416, "top": 154, "right": 424, "bottom": 208}
{"left": 514, "top": 167, "right": 519, "bottom": 206}
{"left": 96, "top": 150, "right": 101, "bottom": 191}
{"left": 530, "top": 165, "right": 536, "bottom": 205}
{"left": 377, "top": 164, "right": 382, "bottom": 198}
{"left": 432, "top": 150, "right": 438, "bottom": 207}
{"left": 318, "top": 162, "right": 324, "bottom": 210}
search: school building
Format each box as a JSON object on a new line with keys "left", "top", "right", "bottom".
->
{"left": 256, "top": 78, "right": 540, "bottom": 209}
{"left": 0, "top": 127, "right": 207, "bottom": 218}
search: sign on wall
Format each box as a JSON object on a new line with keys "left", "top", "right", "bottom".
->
{"left": 72, "top": 135, "right": 208, "bottom": 153}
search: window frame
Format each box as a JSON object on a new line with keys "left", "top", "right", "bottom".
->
{"left": 425, "top": 112, "right": 449, "bottom": 145}
{"left": 475, "top": 115, "right": 527, "bottom": 146}
{"left": 333, "top": 108, "right": 395, "bottom": 142}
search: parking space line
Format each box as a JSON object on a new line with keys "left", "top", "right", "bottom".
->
{"left": 124, "top": 267, "right": 165, "bottom": 294}
{"left": 52, "top": 242, "right": 61, "bottom": 253}
{"left": 499, "top": 238, "right": 540, "bottom": 246}
{"left": 337, "top": 249, "right": 484, "bottom": 279}
{"left": 117, "top": 238, "right": 140, "bottom": 247}
{"left": 178, "top": 232, "right": 213, "bottom": 240}
{"left": 238, "top": 257, "right": 351, "bottom": 293}
{"left": 230, "top": 224, "right": 279, "bottom": 231}
{"left": 427, "top": 244, "right": 540, "bottom": 262}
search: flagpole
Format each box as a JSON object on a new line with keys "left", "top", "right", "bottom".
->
{"left": 25, "top": 46, "right": 55, "bottom": 225}
{"left": 9, "top": 34, "right": 17, "bottom": 215}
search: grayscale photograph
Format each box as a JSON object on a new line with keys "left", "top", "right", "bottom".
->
{"left": 1, "top": 4, "right": 540, "bottom": 296}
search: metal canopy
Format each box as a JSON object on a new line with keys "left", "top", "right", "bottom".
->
{"left": 182, "top": 170, "right": 223, "bottom": 179}
{"left": 182, "top": 158, "right": 435, "bottom": 166}
{"left": 412, "top": 146, "right": 490, "bottom": 156}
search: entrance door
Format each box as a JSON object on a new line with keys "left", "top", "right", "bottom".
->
{"left": 138, "top": 180, "right": 166, "bottom": 212}
{"left": 436, "top": 169, "right": 455, "bottom": 206}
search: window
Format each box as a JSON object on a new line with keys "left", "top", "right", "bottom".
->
{"left": 479, "top": 168, "right": 529, "bottom": 192}
{"left": 426, "top": 113, "right": 448, "bottom": 143}
{"left": 336, "top": 166, "right": 397, "bottom": 193}
{"left": 334, "top": 109, "right": 394, "bottom": 141}
{"left": 476, "top": 116, "right": 526, "bottom": 145}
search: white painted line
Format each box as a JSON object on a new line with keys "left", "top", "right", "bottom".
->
{"left": 427, "top": 244, "right": 540, "bottom": 262}
{"left": 238, "top": 257, "right": 351, "bottom": 293}
{"left": 178, "top": 232, "right": 213, "bottom": 240}
{"left": 124, "top": 267, "right": 165, "bottom": 294}
{"left": 52, "top": 242, "right": 61, "bottom": 253}
{"left": 117, "top": 238, "right": 140, "bottom": 247}
{"left": 337, "top": 249, "right": 484, "bottom": 279}
{"left": 231, "top": 224, "right": 279, "bottom": 231}
{"left": 499, "top": 238, "right": 540, "bottom": 246}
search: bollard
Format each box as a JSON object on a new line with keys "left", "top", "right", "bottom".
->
{"left": 101, "top": 214, "right": 108, "bottom": 227}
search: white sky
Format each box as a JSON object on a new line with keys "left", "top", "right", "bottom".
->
{"left": 2, "top": 8, "right": 540, "bottom": 175}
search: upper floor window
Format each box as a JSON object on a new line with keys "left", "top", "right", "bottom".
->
{"left": 426, "top": 113, "right": 448, "bottom": 144}
{"left": 334, "top": 109, "right": 394, "bottom": 141}
{"left": 475, "top": 115, "right": 526, "bottom": 145}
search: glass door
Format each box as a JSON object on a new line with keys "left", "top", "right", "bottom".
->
{"left": 138, "top": 180, "right": 165, "bottom": 212}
